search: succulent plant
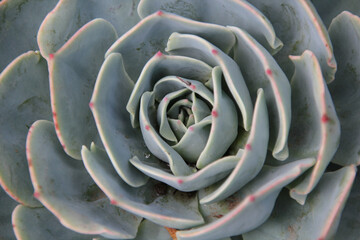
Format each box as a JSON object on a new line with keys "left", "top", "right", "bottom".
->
{"left": 1, "top": 0, "right": 360, "bottom": 239}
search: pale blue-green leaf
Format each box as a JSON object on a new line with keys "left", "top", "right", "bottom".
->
{"left": 177, "top": 158, "right": 315, "bottom": 240}
{"left": 127, "top": 52, "right": 211, "bottom": 127}
{"left": 0, "top": 0, "right": 58, "bottom": 72}
{"left": 173, "top": 116, "right": 211, "bottom": 163}
{"left": 105, "top": 11, "right": 235, "bottom": 81}
{"left": 37, "top": 0, "right": 140, "bottom": 59}
{"left": 191, "top": 93, "right": 211, "bottom": 123}
{"left": 0, "top": 51, "right": 51, "bottom": 207}
{"left": 243, "top": 165, "right": 357, "bottom": 240}
{"left": 133, "top": 220, "right": 171, "bottom": 240}
{"left": 328, "top": 11, "right": 360, "bottom": 166}
{"left": 230, "top": 26, "right": 291, "bottom": 161}
{"left": 248, "top": 0, "right": 337, "bottom": 82}
{"left": 334, "top": 169, "right": 360, "bottom": 239}
{"left": 0, "top": 187, "right": 17, "bottom": 240}
{"left": 90, "top": 53, "right": 148, "bottom": 187}
{"left": 82, "top": 143, "right": 205, "bottom": 229}
{"left": 48, "top": 19, "right": 117, "bottom": 160}
{"left": 168, "top": 118, "right": 187, "bottom": 140}
{"left": 12, "top": 205, "right": 97, "bottom": 240}
{"left": 139, "top": 92, "right": 192, "bottom": 176}
{"left": 200, "top": 89, "right": 269, "bottom": 204}
{"left": 196, "top": 67, "right": 238, "bottom": 168}
{"left": 27, "top": 120, "right": 142, "bottom": 239}
{"left": 157, "top": 89, "right": 190, "bottom": 143}
{"left": 137, "top": 0, "right": 282, "bottom": 53}
{"left": 166, "top": 33, "right": 253, "bottom": 131}
{"left": 288, "top": 51, "right": 340, "bottom": 204}
{"left": 130, "top": 153, "right": 240, "bottom": 192}
{"left": 311, "top": 0, "right": 360, "bottom": 27}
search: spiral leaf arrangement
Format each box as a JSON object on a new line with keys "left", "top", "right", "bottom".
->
{"left": 0, "top": 0, "right": 359, "bottom": 239}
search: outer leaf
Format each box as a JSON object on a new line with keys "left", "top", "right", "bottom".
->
{"left": 37, "top": 0, "right": 141, "bottom": 59}
{"left": 334, "top": 169, "right": 360, "bottom": 239}
{"left": 90, "top": 52, "right": 148, "bottom": 187}
{"left": 243, "top": 165, "right": 357, "bottom": 240}
{"left": 328, "top": 11, "right": 360, "bottom": 166}
{"left": 311, "top": 0, "right": 360, "bottom": 27}
{"left": 0, "top": 187, "right": 17, "bottom": 240}
{"left": 248, "top": 0, "right": 337, "bottom": 82}
{"left": 137, "top": 0, "right": 282, "bottom": 53}
{"left": 0, "top": 0, "right": 58, "bottom": 72}
{"left": 288, "top": 50, "right": 340, "bottom": 204}
{"left": 12, "top": 205, "right": 96, "bottom": 240}
{"left": 82, "top": 143, "right": 205, "bottom": 229}
{"left": 105, "top": 11, "right": 235, "bottom": 81}
{"left": 48, "top": 18, "right": 117, "bottom": 160}
{"left": 177, "top": 158, "right": 315, "bottom": 240}
{"left": 230, "top": 26, "right": 291, "bottom": 161}
{"left": 27, "top": 120, "right": 142, "bottom": 239}
{"left": 0, "top": 51, "right": 51, "bottom": 207}
{"left": 166, "top": 32, "right": 253, "bottom": 131}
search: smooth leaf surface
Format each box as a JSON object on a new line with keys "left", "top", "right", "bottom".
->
{"left": 27, "top": 120, "right": 142, "bottom": 239}
{"left": 12, "top": 205, "right": 96, "bottom": 240}
{"left": 243, "top": 165, "right": 357, "bottom": 240}
{"left": 0, "top": 0, "right": 58, "bottom": 72}
{"left": 0, "top": 51, "right": 51, "bottom": 207}
{"left": 138, "top": 0, "right": 282, "bottom": 53}
{"left": 106, "top": 11, "right": 235, "bottom": 81}
{"left": 91, "top": 52, "right": 148, "bottom": 187}
{"left": 0, "top": 187, "right": 17, "bottom": 240}
{"left": 288, "top": 51, "right": 340, "bottom": 204}
{"left": 48, "top": 18, "right": 117, "bottom": 160}
{"left": 82, "top": 143, "right": 205, "bottom": 229}
{"left": 328, "top": 11, "right": 360, "bottom": 166}
{"left": 200, "top": 89, "right": 269, "bottom": 204}
{"left": 248, "top": 0, "right": 337, "bottom": 82}
{"left": 230, "top": 26, "right": 291, "bottom": 161}
{"left": 38, "top": 0, "right": 141, "bottom": 59}
{"left": 177, "top": 158, "right": 315, "bottom": 240}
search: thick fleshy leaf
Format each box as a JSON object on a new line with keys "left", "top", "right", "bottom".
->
{"left": 138, "top": 0, "right": 282, "bottom": 53}
{"left": 334, "top": 168, "right": 360, "bottom": 239}
{"left": 195, "top": 67, "right": 238, "bottom": 168}
{"left": 12, "top": 205, "right": 96, "bottom": 240}
{"left": 105, "top": 11, "right": 235, "bottom": 81}
{"left": 48, "top": 18, "right": 117, "bottom": 160}
{"left": 176, "top": 158, "right": 315, "bottom": 240}
{"left": 243, "top": 165, "right": 357, "bottom": 240}
{"left": 200, "top": 89, "right": 269, "bottom": 204}
{"left": 82, "top": 143, "right": 205, "bottom": 229}
{"left": 27, "top": 120, "right": 142, "bottom": 239}
{"left": 127, "top": 52, "right": 212, "bottom": 127}
{"left": 328, "top": 11, "right": 360, "bottom": 166}
{"left": 140, "top": 91, "right": 192, "bottom": 176}
{"left": 166, "top": 33, "right": 253, "bottom": 131}
{"left": 130, "top": 152, "right": 242, "bottom": 192}
{"left": 288, "top": 50, "right": 340, "bottom": 204}
{"left": 230, "top": 26, "right": 291, "bottom": 161}
{"left": 90, "top": 52, "right": 148, "bottom": 187}
{"left": 157, "top": 89, "right": 190, "bottom": 143}
{"left": 37, "top": 0, "right": 141, "bottom": 59}
{"left": 311, "top": 0, "right": 360, "bottom": 27}
{"left": 0, "top": 0, "right": 58, "bottom": 72}
{"left": 248, "top": 0, "right": 337, "bottom": 82}
{"left": 0, "top": 187, "right": 17, "bottom": 240}
{"left": 0, "top": 51, "right": 51, "bottom": 207}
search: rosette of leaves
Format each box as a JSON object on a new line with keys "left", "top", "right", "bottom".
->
{"left": 1, "top": 0, "right": 360, "bottom": 239}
